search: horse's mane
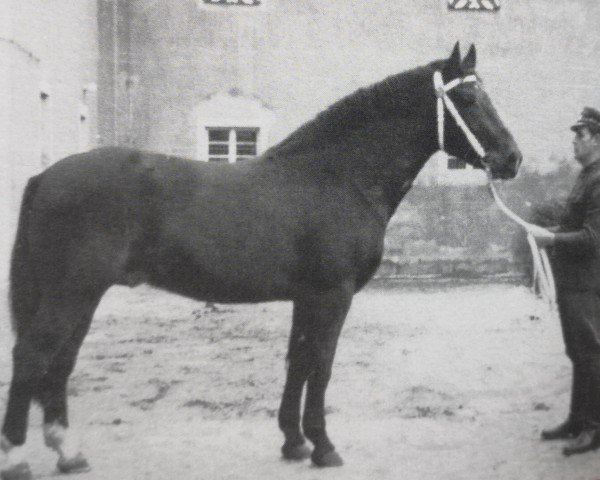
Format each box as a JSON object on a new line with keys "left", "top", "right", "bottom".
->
{"left": 266, "top": 59, "right": 445, "bottom": 158}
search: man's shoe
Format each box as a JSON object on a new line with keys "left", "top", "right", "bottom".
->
{"left": 563, "top": 429, "right": 600, "bottom": 456}
{"left": 541, "top": 419, "right": 583, "bottom": 440}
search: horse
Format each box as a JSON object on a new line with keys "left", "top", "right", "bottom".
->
{"left": 0, "top": 43, "right": 521, "bottom": 479}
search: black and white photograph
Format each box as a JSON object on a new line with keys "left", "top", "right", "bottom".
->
{"left": 1, "top": 1, "right": 600, "bottom": 479}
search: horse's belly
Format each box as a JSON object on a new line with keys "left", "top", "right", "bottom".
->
{"left": 144, "top": 248, "right": 294, "bottom": 303}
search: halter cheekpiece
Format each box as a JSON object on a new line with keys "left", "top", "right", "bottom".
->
{"left": 433, "top": 70, "right": 485, "bottom": 159}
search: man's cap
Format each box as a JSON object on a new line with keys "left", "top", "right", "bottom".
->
{"left": 571, "top": 107, "right": 600, "bottom": 132}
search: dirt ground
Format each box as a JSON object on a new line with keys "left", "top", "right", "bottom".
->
{"left": 0, "top": 283, "right": 599, "bottom": 480}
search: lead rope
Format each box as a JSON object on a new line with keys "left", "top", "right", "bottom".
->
{"left": 486, "top": 177, "right": 557, "bottom": 311}
{"left": 434, "top": 70, "right": 557, "bottom": 312}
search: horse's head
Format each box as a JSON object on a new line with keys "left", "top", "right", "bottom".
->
{"left": 438, "top": 43, "right": 522, "bottom": 179}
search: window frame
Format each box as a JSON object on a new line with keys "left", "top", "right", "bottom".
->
{"left": 447, "top": 157, "right": 467, "bottom": 170}
{"left": 206, "top": 126, "right": 259, "bottom": 163}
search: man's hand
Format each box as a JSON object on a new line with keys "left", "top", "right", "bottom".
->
{"left": 528, "top": 225, "right": 556, "bottom": 247}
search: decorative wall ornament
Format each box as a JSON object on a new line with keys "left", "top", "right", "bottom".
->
{"left": 203, "top": 0, "right": 261, "bottom": 6}
{"left": 448, "top": 0, "right": 500, "bottom": 11}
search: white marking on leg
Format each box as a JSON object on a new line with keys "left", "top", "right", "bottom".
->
{"left": 43, "top": 423, "right": 81, "bottom": 460}
{"left": 0, "top": 434, "right": 29, "bottom": 472}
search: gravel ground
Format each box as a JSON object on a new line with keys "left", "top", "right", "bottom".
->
{"left": 0, "top": 283, "right": 598, "bottom": 480}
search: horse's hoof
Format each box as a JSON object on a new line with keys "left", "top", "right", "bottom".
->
{"left": 281, "top": 441, "right": 312, "bottom": 461}
{"left": 57, "top": 453, "right": 91, "bottom": 474}
{"left": 0, "top": 462, "right": 32, "bottom": 480}
{"left": 311, "top": 449, "right": 344, "bottom": 467}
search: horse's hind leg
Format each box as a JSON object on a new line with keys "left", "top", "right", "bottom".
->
{"left": 1, "top": 349, "right": 35, "bottom": 480}
{"left": 279, "top": 305, "right": 312, "bottom": 460}
{"left": 0, "top": 310, "right": 56, "bottom": 480}
{"left": 1, "top": 289, "right": 103, "bottom": 479}
{"left": 35, "top": 291, "right": 103, "bottom": 474}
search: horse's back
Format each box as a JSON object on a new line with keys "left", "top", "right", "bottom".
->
{"left": 23, "top": 147, "right": 384, "bottom": 301}
{"left": 24, "top": 147, "right": 295, "bottom": 298}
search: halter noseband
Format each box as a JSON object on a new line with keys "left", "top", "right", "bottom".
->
{"left": 433, "top": 70, "right": 486, "bottom": 159}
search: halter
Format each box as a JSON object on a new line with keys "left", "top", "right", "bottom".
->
{"left": 433, "top": 70, "right": 557, "bottom": 312}
{"left": 433, "top": 70, "right": 485, "bottom": 158}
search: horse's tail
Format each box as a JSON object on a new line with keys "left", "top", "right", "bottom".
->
{"left": 9, "top": 175, "right": 42, "bottom": 337}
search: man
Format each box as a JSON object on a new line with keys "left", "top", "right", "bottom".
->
{"left": 531, "top": 107, "right": 600, "bottom": 456}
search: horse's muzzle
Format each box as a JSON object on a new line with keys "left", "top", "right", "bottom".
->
{"left": 483, "top": 150, "right": 522, "bottom": 180}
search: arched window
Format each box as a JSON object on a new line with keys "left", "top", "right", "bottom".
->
{"left": 195, "top": 91, "right": 275, "bottom": 162}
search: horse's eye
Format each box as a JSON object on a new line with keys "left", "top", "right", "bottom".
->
{"left": 455, "top": 87, "right": 477, "bottom": 105}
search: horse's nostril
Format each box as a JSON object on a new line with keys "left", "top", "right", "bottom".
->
{"left": 515, "top": 153, "right": 523, "bottom": 171}
{"left": 510, "top": 152, "right": 523, "bottom": 173}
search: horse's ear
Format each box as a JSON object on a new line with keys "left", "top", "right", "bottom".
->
{"left": 461, "top": 44, "right": 477, "bottom": 71}
{"left": 449, "top": 42, "right": 461, "bottom": 66}
{"left": 444, "top": 42, "right": 462, "bottom": 78}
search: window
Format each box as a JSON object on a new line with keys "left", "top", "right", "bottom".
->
{"left": 208, "top": 128, "right": 230, "bottom": 163}
{"left": 235, "top": 128, "right": 257, "bottom": 161}
{"left": 447, "top": 157, "right": 467, "bottom": 169}
{"left": 207, "top": 127, "right": 258, "bottom": 163}
{"left": 196, "top": 91, "right": 274, "bottom": 162}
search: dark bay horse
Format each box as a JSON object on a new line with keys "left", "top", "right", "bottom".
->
{"left": 1, "top": 43, "right": 521, "bottom": 479}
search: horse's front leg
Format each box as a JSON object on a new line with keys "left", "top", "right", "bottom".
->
{"left": 299, "top": 283, "right": 353, "bottom": 467}
{"left": 279, "top": 303, "right": 313, "bottom": 460}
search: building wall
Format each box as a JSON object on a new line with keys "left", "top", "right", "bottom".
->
{"left": 101, "top": 0, "right": 600, "bottom": 176}
{"left": 2, "top": 1, "right": 598, "bottom": 280}
{"left": 0, "top": 0, "right": 98, "bottom": 281}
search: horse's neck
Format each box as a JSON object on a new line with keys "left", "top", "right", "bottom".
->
{"left": 265, "top": 69, "right": 439, "bottom": 222}
{"left": 346, "top": 118, "right": 438, "bottom": 223}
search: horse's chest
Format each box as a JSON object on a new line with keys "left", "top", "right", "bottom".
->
{"left": 294, "top": 223, "right": 384, "bottom": 289}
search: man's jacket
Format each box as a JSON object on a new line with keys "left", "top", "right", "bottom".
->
{"left": 554, "top": 160, "right": 600, "bottom": 291}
